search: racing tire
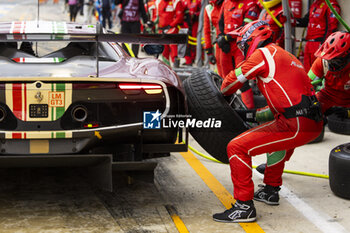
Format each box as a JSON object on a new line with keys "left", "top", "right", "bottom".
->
{"left": 183, "top": 69, "right": 250, "bottom": 163}
{"left": 329, "top": 143, "right": 350, "bottom": 199}
{"left": 327, "top": 114, "right": 350, "bottom": 135}
{"left": 173, "top": 67, "right": 199, "bottom": 82}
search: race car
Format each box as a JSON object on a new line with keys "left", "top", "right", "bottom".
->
{"left": 0, "top": 21, "right": 188, "bottom": 162}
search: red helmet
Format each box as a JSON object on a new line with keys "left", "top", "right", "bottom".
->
{"left": 315, "top": 31, "right": 350, "bottom": 60}
{"left": 229, "top": 20, "right": 273, "bottom": 58}
{"left": 315, "top": 31, "right": 350, "bottom": 71}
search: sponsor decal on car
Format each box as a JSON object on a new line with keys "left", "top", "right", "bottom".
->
{"left": 143, "top": 110, "right": 222, "bottom": 129}
{"left": 12, "top": 57, "right": 65, "bottom": 63}
{"left": 49, "top": 91, "right": 65, "bottom": 107}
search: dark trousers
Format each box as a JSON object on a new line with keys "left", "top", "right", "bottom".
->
{"left": 102, "top": 7, "right": 112, "bottom": 29}
{"left": 69, "top": 4, "right": 78, "bottom": 22}
{"left": 121, "top": 21, "right": 141, "bottom": 57}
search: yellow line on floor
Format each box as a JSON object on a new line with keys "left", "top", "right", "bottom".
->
{"left": 170, "top": 213, "right": 190, "bottom": 233}
{"left": 179, "top": 150, "right": 265, "bottom": 233}
{"left": 165, "top": 205, "right": 190, "bottom": 233}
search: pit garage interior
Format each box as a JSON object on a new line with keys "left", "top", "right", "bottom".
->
{"left": 0, "top": 1, "right": 349, "bottom": 233}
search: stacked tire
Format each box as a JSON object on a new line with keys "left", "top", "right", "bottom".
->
{"left": 328, "top": 114, "right": 350, "bottom": 135}
{"left": 329, "top": 143, "right": 350, "bottom": 199}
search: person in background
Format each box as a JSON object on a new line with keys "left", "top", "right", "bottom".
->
{"left": 116, "top": 0, "right": 151, "bottom": 57}
{"left": 309, "top": 31, "right": 350, "bottom": 119}
{"left": 100, "top": 0, "right": 113, "bottom": 29}
{"left": 79, "top": 0, "right": 85, "bottom": 15}
{"left": 217, "top": 0, "right": 260, "bottom": 109}
{"left": 84, "top": 0, "right": 95, "bottom": 23}
{"left": 259, "top": 0, "right": 287, "bottom": 48}
{"left": 213, "top": 20, "right": 322, "bottom": 222}
{"left": 296, "top": 0, "right": 340, "bottom": 72}
{"left": 95, "top": 0, "right": 103, "bottom": 24}
{"left": 182, "top": 0, "right": 201, "bottom": 66}
{"left": 203, "top": 0, "right": 223, "bottom": 75}
{"left": 68, "top": 0, "right": 79, "bottom": 22}
{"left": 156, "top": 0, "right": 185, "bottom": 66}
{"left": 144, "top": 0, "right": 157, "bottom": 33}
{"left": 63, "top": 0, "right": 69, "bottom": 13}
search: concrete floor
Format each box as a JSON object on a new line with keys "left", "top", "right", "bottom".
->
{"left": 0, "top": 1, "right": 350, "bottom": 232}
{"left": 0, "top": 129, "right": 347, "bottom": 233}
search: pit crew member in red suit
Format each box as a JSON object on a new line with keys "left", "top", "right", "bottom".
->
{"left": 203, "top": 0, "right": 223, "bottom": 75}
{"left": 157, "top": 0, "right": 185, "bottom": 66}
{"left": 296, "top": 0, "right": 340, "bottom": 72}
{"left": 212, "top": 20, "right": 323, "bottom": 223}
{"left": 309, "top": 31, "right": 350, "bottom": 117}
{"left": 259, "top": 0, "right": 286, "bottom": 47}
{"left": 182, "top": 0, "right": 201, "bottom": 65}
{"left": 144, "top": 0, "right": 157, "bottom": 32}
{"left": 217, "top": 0, "right": 260, "bottom": 109}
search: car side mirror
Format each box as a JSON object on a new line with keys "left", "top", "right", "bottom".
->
{"left": 144, "top": 44, "right": 164, "bottom": 55}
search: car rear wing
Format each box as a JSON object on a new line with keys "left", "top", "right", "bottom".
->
{"left": 0, "top": 21, "right": 187, "bottom": 44}
{"left": 0, "top": 33, "right": 188, "bottom": 44}
{"left": 0, "top": 21, "right": 188, "bottom": 76}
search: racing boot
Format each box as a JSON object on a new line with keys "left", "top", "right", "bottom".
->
{"left": 213, "top": 200, "right": 256, "bottom": 223}
{"left": 254, "top": 184, "right": 280, "bottom": 205}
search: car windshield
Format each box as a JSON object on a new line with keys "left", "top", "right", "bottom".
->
{"left": 0, "top": 41, "right": 121, "bottom": 77}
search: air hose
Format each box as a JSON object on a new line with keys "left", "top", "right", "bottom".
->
{"left": 186, "top": 142, "right": 329, "bottom": 179}
{"left": 324, "top": 0, "right": 350, "bottom": 32}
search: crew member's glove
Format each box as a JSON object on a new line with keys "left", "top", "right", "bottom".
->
{"left": 217, "top": 34, "right": 233, "bottom": 54}
{"left": 160, "top": 25, "right": 171, "bottom": 33}
{"left": 205, "top": 48, "right": 216, "bottom": 65}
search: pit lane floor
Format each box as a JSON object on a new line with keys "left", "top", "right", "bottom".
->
{"left": 0, "top": 1, "right": 350, "bottom": 232}
{"left": 0, "top": 129, "right": 348, "bottom": 233}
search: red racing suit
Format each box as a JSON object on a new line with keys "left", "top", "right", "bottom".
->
{"left": 221, "top": 44, "right": 323, "bottom": 201}
{"left": 218, "top": 0, "right": 260, "bottom": 109}
{"left": 203, "top": 1, "right": 223, "bottom": 75}
{"left": 183, "top": 0, "right": 201, "bottom": 65}
{"left": 218, "top": 0, "right": 260, "bottom": 77}
{"left": 260, "top": 3, "right": 286, "bottom": 47}
{"left": 309, "top": 58, "right": 350, "bottom": 112}
{"left": 303, "top": 0, "right": 340, "bottom": 71}
{"left": 146, "top": 0, "right": 157, "bottom": 24}
{"left": 157, "top": 0, "right": 185, "bottom": 64}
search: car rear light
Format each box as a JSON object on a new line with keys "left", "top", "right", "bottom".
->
{"left": 118, "top": 83, "right": 163, "bottom": 94}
